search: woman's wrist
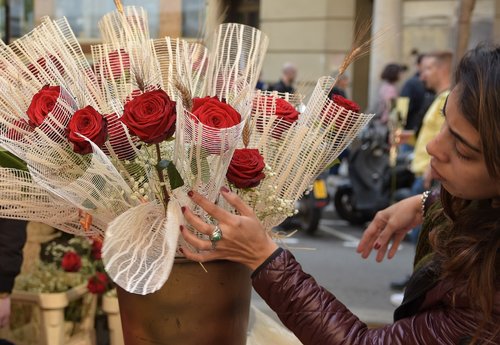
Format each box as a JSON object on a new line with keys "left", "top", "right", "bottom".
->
{"left": 248, "top": 240, "right": 279, "bottom": 271}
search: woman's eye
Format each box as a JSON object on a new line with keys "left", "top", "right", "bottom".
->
{"left": 455, "top": 146, "right": 471, "bottom": 160}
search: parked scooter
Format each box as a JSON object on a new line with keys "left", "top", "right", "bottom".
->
{"left": 333, "top": 120, "right": 414, "bottom": 225}
{"left": 278, "top": 172, "right": 330, "bottom": 235}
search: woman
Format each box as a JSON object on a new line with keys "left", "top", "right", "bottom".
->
{"left": 372, "top": 63, "right": 404, "bottom": 123}
{"left": 180, "top": 45, "right": 500, "bottom": 344}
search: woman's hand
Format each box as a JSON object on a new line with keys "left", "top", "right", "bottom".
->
{"left": 0, "top": 295, "right": 11, "bottom": 328}
{"left": 356, "top": 195, "right": 423, "bottom": 262}
{"left": 180, "top": 188, "right": 278, "bottom": 271}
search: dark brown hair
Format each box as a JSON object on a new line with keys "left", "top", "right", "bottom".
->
{"left": 431, "top": 45, "right": 500, "bottom": 343}
{"left": 380, "top": 63, "right": 402, "bottom": 83}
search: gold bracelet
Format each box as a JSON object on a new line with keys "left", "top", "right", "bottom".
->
{"left": 0, "top": 292, "right": 10, "bottom": 299}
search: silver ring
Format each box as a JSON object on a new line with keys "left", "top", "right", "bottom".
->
{"left": 209, "top": 225, "right": 223, "bottom": 249}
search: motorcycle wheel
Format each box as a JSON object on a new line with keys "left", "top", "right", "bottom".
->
{"left": 333, "top": 187, "right": 367, "bottom": 226}
{"left": 297, "top": 196, "right": 323, "bottom": 235}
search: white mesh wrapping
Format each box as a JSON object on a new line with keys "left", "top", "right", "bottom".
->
{"left": 229, "top": 78, "right": 374, "bottom": 228}
{"left": 98, "top": 6, "right": 149, "bottom": 45}
{"left": 102, "top": 200, "right": 181, "bottom": 295}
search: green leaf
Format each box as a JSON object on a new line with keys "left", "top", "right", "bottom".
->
{"left": 166, "top": 161, "right": 184, "bottom": 190}
{"left": 189, "top": 148, "right": 211, "bottom": 184}
{"left": 0, "top": 150, "right": 28, "bottom": 171}
{"left": 158, "top": 160, "right": 184, "bottom": 190}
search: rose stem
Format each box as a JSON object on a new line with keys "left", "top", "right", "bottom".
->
{"left": 155, "top": 143, "right": 170, "bottom": 207}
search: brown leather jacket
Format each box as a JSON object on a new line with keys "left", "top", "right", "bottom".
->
{"left": 252, "top": 248, "right": 500, "bottom": 345}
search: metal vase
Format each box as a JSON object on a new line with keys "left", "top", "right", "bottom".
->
{"left": 117, "top": 259, "right": 252, "bottom": 345}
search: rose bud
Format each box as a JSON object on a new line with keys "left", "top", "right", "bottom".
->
{"left": 61, "top": 251, "right": 82, "bottom": 272}
{"left": 121, "top": 89, "right": 176, "bottom": 144}
{"left": 226, "top": 148, "right": 266, "bottom": 188}
{"left": 26, "top": 85, "right": 61, "bottom": 127}
{"left": 67, "top": 106, "right": 108, "bottom": 155}
{"left": 27, "top": 55, "right": 65, "bottom": 80}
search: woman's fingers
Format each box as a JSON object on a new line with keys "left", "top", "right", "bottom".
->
{"left": 357, "top": 215, "right": 385, "bottom": 258}
{"left": 182, "top": 206, "right": 214, "bottom": 235}
{"left": 188, "top": 190, "right": 233, "bottom": 222}
{"left": 180, "top": 225, "right": 213, "bottom": 251}
{"left": 220, "top": 187, "right": 254, "bottom": 216}
{"left": 180, "top": 245, "right": 218, "bottom": 263}
{"left": 387, "top": 233, "right": 405, "bottom": 259}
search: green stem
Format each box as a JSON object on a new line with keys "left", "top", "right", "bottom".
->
{"left": 155, "top": 143, "right": 170, "bottom": 207}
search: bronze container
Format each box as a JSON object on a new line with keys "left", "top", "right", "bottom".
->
{"left": 117, "top": 259, "right": 252, "bottom": 345}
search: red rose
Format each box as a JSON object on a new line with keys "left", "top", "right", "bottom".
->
{"left": 61, "top": 251, "right": 82, "bottom": 272}
{"left": 121, "top": 89, "right": 176, "bottom": 144}
{"left": 105, "top": 49, "right": 130, "bottom": 79}
{"left": 26, "top": 85, "right": 61, "bottom": 127}
{"left": 6, "top": 119, "right": 34, "bottom": 141}
{"left": 66, "top": 106, "right": 108, "bottom": 154}
{"left": 87, "top": 272, "right": 109, "bottom": 294}
{"left": 254, "top": 96, "right": 299, "bottom": 139}
{"left": 327, "top": 95, "right": 361, "bottom": 128}
{"left": 191, "top": 96, "right": 241, "bottom": 129}
{"left": 226, "top": 148, "right": 265, "bottom": 188}
{"left": 28, "top": 55, "right": 65, "bottom": 79}
{"left": 91, "top": 239, "right": 103, "bottom": 260}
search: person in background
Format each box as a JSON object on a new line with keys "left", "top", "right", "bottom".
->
{"left": 180, "top": 45, "right": 500, "bottom": 344}
{"left": 268, "top": 62, "right": 297, "bottom": 94}
{"left": 328, "top": 72, "right": 349, "bottom": 99}
{"left": 0, "top": 218, "right": 27, "bottom": 332}
{"left": 372, "top": 63, "right": 404, "bottom": 124}
{"left": 389, "top": 51, "right": 453, "bottom": 297}
{"left": 400, "top": 53, "right": 435, "bottom": 137}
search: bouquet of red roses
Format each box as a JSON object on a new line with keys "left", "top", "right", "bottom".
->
{"left": 0, "top": 4, "right": 373, "bottom": 295}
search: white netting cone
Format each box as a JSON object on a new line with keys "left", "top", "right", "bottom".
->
{"left": 102, "top": 199, "right": 182, "bottom": 295}
{"left": 99, "top": 6, "right": 149, "bottom": 45}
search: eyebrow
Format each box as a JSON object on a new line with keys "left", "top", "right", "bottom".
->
{"left": 442, "top": 96, "right": 482, "bottom": 153}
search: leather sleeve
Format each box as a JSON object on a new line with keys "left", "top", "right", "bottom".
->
{"left": 0, "top": 218, "right": 27, "bottom": 293}
{"left": 252, "top": 249, "right": 478, "bottom": 345}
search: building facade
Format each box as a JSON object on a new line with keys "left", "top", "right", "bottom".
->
{"left": 1, "top": 0, "right": 499, "bottom": 108}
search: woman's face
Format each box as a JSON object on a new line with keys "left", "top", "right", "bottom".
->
{"left": 426, "top": 87, "right": 500, "bottom": 200}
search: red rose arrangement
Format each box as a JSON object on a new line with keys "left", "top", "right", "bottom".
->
{"left": 26, "top": 85, "right": 61, "bottom": 127}
{"left": 121, "top": 89, "right": 177, "bottom": 144}
{"left": 87, "top": 272, "right": 110, "bottom": 294}
{"left": 328, "top": 94, "right": 361, "bottom": 128}
{"left": 226, "top": 148, "right": 265, "bottom": 188}
{"left": 254, "top": 96, "right": 299, "bottom": 139}
{"left": 6, "top": 119, "right": 33, "bottom": 141}
{"left": 66, "top": 106, "right": 108, "bottom": 154}
{"left": 61, "top": 251, "right": 82, "bottom": 272}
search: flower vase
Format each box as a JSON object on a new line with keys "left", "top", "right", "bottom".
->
{"left": 116, "top": 259, "right": 252, "bottom": 345}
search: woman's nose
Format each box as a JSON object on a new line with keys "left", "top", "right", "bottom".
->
{"left": 426, "top": 125, "right": 449, "bottom": 163}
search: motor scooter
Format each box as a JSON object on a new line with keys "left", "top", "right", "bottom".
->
{"left": 333, "top": 120, "right": 414, "bottom": 225}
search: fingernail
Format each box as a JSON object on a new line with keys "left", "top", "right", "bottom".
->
{"left": 220, "top": 186, "right": 230, "bottom": 193}
{"left": 374, "top": 243, "right": 381, "bottom": 250}
{"left": 187, "top": 190, "right": 194, "bottom": 197}
{"left": 179, "top": 248, "right": 184, "bottom": 254}
{"left": 181, "top": 206, "right": 186, "bottom": 213}
{"left": 179, "top": 225, "right": 184, "bottom": 232}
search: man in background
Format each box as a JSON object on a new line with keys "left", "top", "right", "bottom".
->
{"left": 268, "top": 62, "right": 297, "bottom": 94}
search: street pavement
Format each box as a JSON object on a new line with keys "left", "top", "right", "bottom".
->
{"left": 251, "top": 203, "right": 415, "bottom": 329}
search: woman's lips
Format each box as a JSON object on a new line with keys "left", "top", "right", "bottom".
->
{"left": 430, "top": 163, "right": 444, "bottom": 181}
